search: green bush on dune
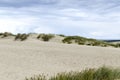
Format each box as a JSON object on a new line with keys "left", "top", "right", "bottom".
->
{"left": 62, "top": 36, "right": 86, "bottom": 45}
{"left": 25, "top": 66, "right": 120, "bottom": 80}
{"left": 113, "top": 43, "right": 120, "bottom": 48}
{"left": 37, "top": 34, "right": 54, "bottom": 41}
{"left": 15, "top": 33, "right": 29, "bottom": 41}
{"left": 58, "top": 34, "right": 66, "bottom": 37}
{"left": 0, "top": 32, "right": 14, "bottom": 38}
{"left": 0, "top": 33, "right": 3, "bottom": 36}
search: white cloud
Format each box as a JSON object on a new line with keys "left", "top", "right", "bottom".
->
{"left": 0, "top": 0, "right": 120, "bottom": 39}
{"left": 0, "top": 15, "right": 38, "bottom": 33}
{"left": 59, "top": 8, "right": 88, "bottom": 17}
{"left": 33, "top": 27, "right": 55, "bottom": 33}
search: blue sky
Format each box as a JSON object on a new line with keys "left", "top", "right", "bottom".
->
{"left": 0, "top": 0, "right": 120, "bottom": 39}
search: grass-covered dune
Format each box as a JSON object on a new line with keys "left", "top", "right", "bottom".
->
{"left": 0, "top": 32, "right": 119, "bottom": 48}
{"left": 62, "top": 36, "right": 120, "bottom": 48}
{"left": 26, "top": 66, "right": 120, "bottom": 80}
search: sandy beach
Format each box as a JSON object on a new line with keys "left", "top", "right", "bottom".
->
{"left": 0, "top": 38, "right": 120, "bottom": 80}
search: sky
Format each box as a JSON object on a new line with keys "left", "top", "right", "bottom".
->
{"left": 0, "top": 0, "right": 120, "bottom": 39}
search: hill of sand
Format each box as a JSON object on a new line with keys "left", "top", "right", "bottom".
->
{"left": 0, "top": 37, "right": 120, "bottom": 80}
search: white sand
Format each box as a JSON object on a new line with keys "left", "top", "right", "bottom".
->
{"left": 0, "top": 38, "right": 120, "bottom": 80}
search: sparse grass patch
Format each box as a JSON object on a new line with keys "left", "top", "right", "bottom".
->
{"left": 37, "top": 34, "right": 54, "bottom": 41}
{"left": 15, "top": 33, "right": 29, "bottom": 41}
{"left": 25, "top": 66, "right": 120, "bottom": 80}
{"left": 25, "top": 75, "right": 46, "bottom": 80}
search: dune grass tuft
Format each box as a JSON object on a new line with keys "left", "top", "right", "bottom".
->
{"left": 15, "top": 33, "right": 29, "bottom": 41}
{"left": 0, "top": 32, "right": 14, "bottom": 38}
{"left": 37, "top": 34, "right": 54, "bottom": 41}
{"left": 25, "top": 66, "right": 120, "bottom": 80}
{"left": 25, "top": 75, "right": 46, "bottom": 80}
{"left": 58, "top": 34, "right": 66, "bottom": 37}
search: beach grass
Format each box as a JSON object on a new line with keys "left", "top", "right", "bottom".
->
{"left": 25, "top": 66, "right": 120, "bottom": 80}
{"left": 37, "top": 34, "right": 54, "bottom": 41}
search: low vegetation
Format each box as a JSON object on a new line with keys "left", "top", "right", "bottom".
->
{"left": 25, "top": 66, "right": 120, "bottom": 80}
{"left": 37, "top": 34, "right": 55, "bottom": 41}
{"left": 58, "top": 34, "right": 66, "bottom": 37}
{"left": 109, "top": 43, "right": 120, "bottom": 48}
{"left": 0, "top": 32, "right": 14, "bottom": 38}
{"left": 0, "top": 32, "right": 119, "bottom": 48}
{"left": 62, "top": 36, "right": 120, "bottom": 48}
{"left": 15, "top": 33, "right": 29, "bottom": 41}
{"left": 62, "top": 36, "right": 86, "bottom": 44}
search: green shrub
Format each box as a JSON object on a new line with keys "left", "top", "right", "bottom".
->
{"left": 58, "top": 34, "right": 66, "bottom": 37}
{"left": 0, "top": 32, "right": 14, "bottom": 38}
{"left": 15, "top": 33, "right": 29, "bottom": 41}
{"left": 114, "top": 43, "right": 120, "bottom": 48}
{"left": 78, "top": 41, "right": 85, "bottom": 45}
{"left": 37, "top": 34, "right": 54, "bottom": 41}
{"left": 62, "top": 36, "right": 82, "bottom": 44}
{"left": 0, "top": 33, "right": 3, "bottom": 36}
{"left": 25, "top": 66, "right": 120, "bottom": 80}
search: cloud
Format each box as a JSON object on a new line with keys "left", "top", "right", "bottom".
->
{"left": 0, "top": 0, "right": 120, "bottom": 39}
{"left": 0, "top": 0, "right": 59, "bottom": 7}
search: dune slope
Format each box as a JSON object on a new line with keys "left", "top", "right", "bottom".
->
{"left": 0, "top": 39, "right": 120, "bottom": 80}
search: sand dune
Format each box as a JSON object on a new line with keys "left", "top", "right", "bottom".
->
{"left": 0, "top": 38, "right": 120, "bottom": 80}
